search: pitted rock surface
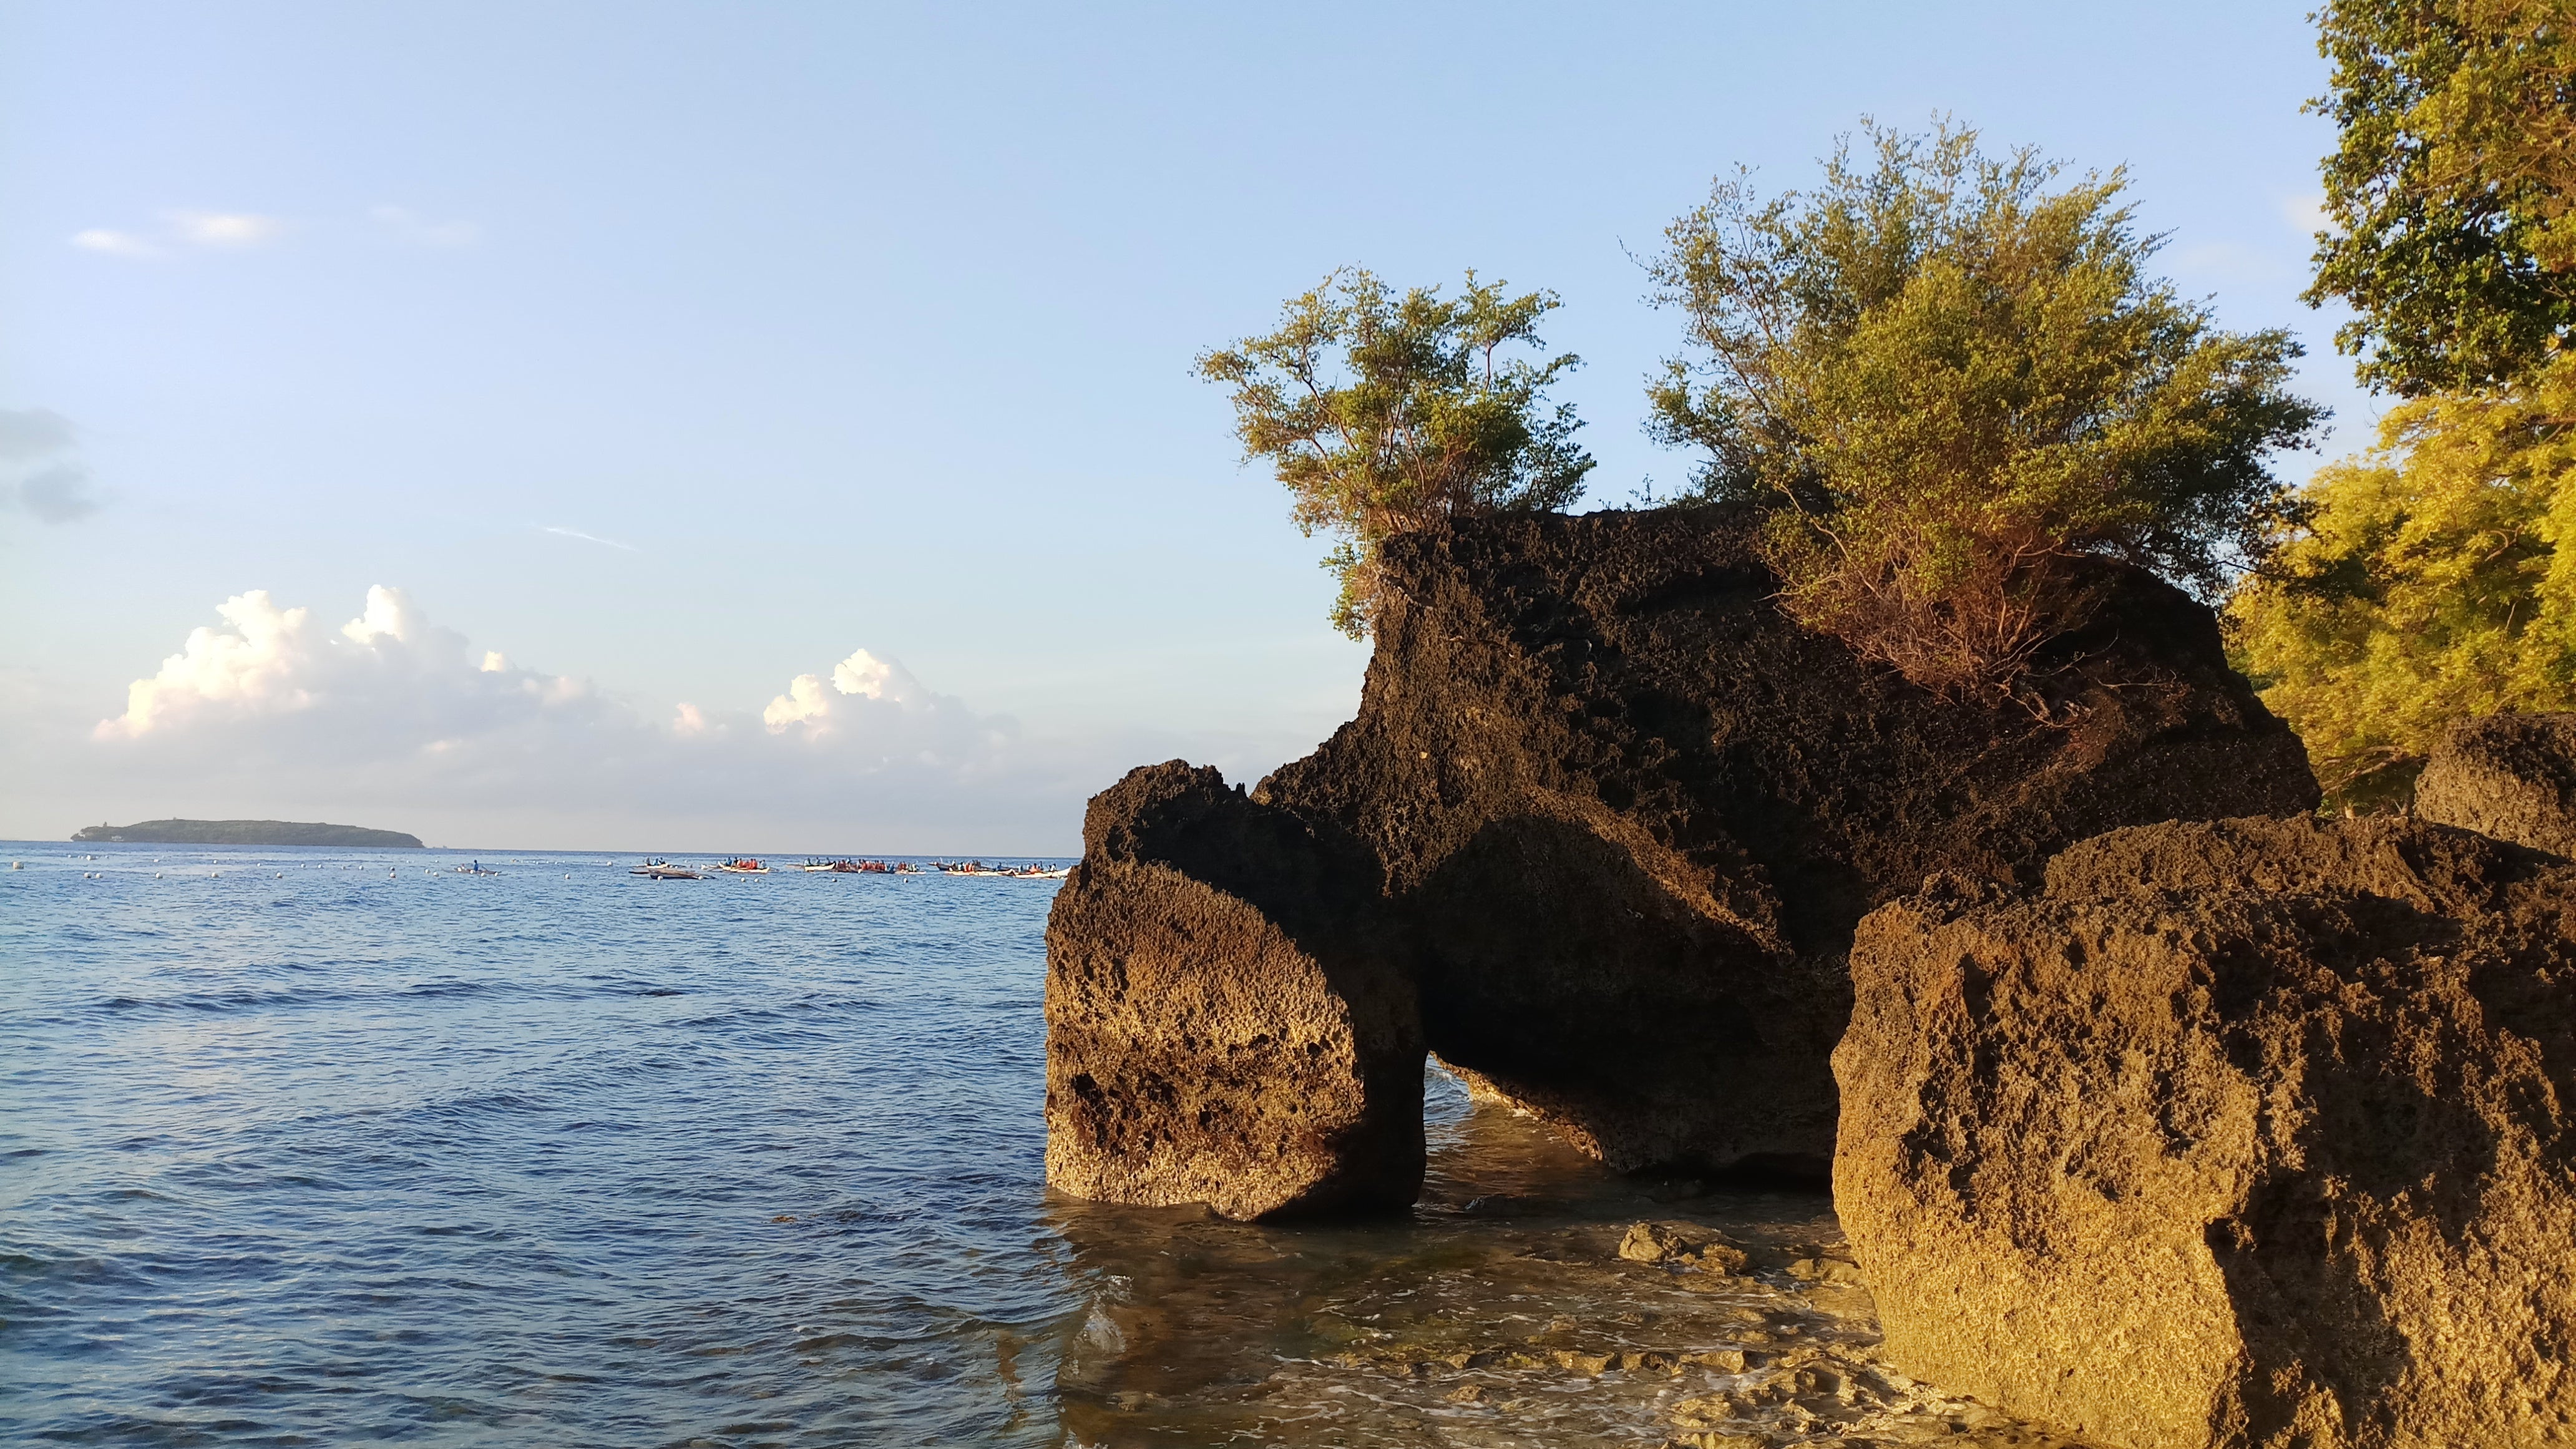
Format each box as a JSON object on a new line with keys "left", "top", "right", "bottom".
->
{"left": 1047, "top": 505, "right": 2320, "bottom": 1214}
{"left": 1835, "top": 815, "right": 2576, "bottom": 1449}
{"left": 2416, "top": 710, "right": 2576, "bottom": 856}
{"left": 1043, "top": 762, "right": 1423, "bottom": 1219}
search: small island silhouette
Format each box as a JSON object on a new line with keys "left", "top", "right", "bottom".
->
{"left": 71, "top": 819, "right": 424, "bottom": 849}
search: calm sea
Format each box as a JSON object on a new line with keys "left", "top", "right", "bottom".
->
{"left": 4, "top": 842, "right": 2021, "bottom": 1448}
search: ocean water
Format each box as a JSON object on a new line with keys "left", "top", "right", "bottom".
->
{"left": 2, "top": 844, "right": 2081, "bottom": 1448}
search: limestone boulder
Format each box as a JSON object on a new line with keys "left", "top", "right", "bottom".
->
{"left": 1835, "top": 816, "right": 2576, "bottom": 1449}
{"left": 2417, "top": 711, "right": 2576, "bottom": 856}
{"left": 1043, "top": 761, "right": 1422, "bottom": 1219}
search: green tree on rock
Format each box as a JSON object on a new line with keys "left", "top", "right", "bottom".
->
{"left": 2309, "top": 0, "right": 2576, "bottom": 394}
{"left": 2227, "top": 1, "right": 2576, "bottom": 808}
{"left": 1645, "top": 121, "right": 2323, "bottom": 698}
{"left": 1198, "top": 269, "right": 1594, "bottom": 638}
{"left": 2230, "top": 354, "right": 2576, "bottom": 804}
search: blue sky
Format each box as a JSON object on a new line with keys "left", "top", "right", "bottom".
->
{"left": 0, "top": 1, "right": 2372, "bottom": 851}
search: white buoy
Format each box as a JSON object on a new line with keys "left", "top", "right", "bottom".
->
{"left": 156, "top": 872, "right": 163, "bottom": 879}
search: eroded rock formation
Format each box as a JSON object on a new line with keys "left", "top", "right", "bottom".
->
{"left": 2417, "top": 710, "right": 2576, "bottom": 856}
{"left": 1046, "top": 505, "right": 2321, "bottom": 1216}
{"left": 1042, "top": 762, "right": 1423, "bottom": 1219}
{"left": 1835, "top": 816, "right": 2576, "bottom": 1449}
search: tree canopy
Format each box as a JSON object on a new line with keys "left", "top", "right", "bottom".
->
{"left": 1646, "top": 122, "right": 2323, "bottom": 695}
{"left": 1197, "top": 269, "right": 1593, "bottom": 638}
{"left": 2230, "top": 353, "right": 2576, "bottom": 803}
{"left": 2308, "top": 0, "right": 2576, "bottom": 394}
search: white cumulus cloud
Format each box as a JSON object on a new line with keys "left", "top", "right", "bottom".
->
{"left": 97, "top": 585, "right": 598, "bottom": 741}
{"left": 62, "top": 585, "right": 1183, "bottom": 851}
{"left": 762, "top": 649, "right": 937, "bottom": 733}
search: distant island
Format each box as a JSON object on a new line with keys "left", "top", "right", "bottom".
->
{"left": 71, "top": 819, "right": 426, "bottom": 849}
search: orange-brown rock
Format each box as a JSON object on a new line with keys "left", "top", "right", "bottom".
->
{"left": 1835, "top": 816, "right": 2576, "bottom": 1448}
{"left": 1043, "top": 762, "right": 1422, "bottom": 1219}
{"left": 2417, "top": 711, "right": 2576, "bottom": 856}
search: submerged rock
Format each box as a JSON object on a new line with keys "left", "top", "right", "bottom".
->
{"left": 2416, "top": 710, "right": 2576, "bottom": 856}
{"left": 1616, "top": 1219, "right": 1751, "bottom": 1274}
{"left": 1049, "top": 504, "right": 2318, "bottom": 1210}
{"left": 1042, "top": 762, "right": 1423, "bottom": 1219}
{"left": 1835, "top": 816, "right": 2576, "bottom": 1449}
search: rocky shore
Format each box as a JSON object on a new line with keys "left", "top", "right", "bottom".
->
{"left": 1043, "top": 505, "right": 2576, "bottom": 1448}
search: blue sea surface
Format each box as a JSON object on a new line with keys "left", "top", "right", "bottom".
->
{"left": 4, "top": 842, "right": 1933, "bottom": 1449}
{"left": 3, "top": 844, "right": 1091, "bottom": 1446}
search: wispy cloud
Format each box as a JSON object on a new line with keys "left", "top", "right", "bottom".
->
{"left": 542, "top": 525, "right": 638, "bottom": 552}
{"left": 72, "top": 210, "right": 286, "bottom": 258}
{"left": 371, "top": 205, "right": 481, "bottom": 247}
{"left": 0, "top": 408, "right": 77, "bottom": 461}
{"left": 0, "top": 408, "right": 101, "bottom": 525}
{"left": 19, "top": 465, "right": 101, "bottom": 524}
{"left": 2281, "top": 194, "right": 2330, "bottom": 238}
{"left": 167, "top": 210, "right": 287, "bottom": 246}
{"left": 71, "top": 228, "right": 159, "bottom": 258}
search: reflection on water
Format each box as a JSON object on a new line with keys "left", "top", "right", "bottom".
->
{"left": 1045, "top": 1067, "right": 2094, "bottom": 1448}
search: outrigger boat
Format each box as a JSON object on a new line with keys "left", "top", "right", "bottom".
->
{"left": 453, "top": 860, "right": 500, "bottom": 876}
{"left": 715, "top": 857, "right": 770, "bottom": 874}
{"left": 631, "top": 859, "right": 703, "bottom": 881}
{"left": 802, "top": 857, "right": 899, "bottom": 874}
{"left": 937, "top": 859, "right": 1071, "bottom": 879}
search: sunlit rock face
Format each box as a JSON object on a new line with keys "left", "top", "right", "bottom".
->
{"left": 1836, "top": 816, "right": 2576, "bottom": 1449}
{"left": 2417, "top": 711, "right": 2576, "bottom": 856}
{"left": 1046, "top": 504, "right": 2320, "bottom": 1216}
{"left": 1042, "top": 762, "right": 1424, "bottom": 1219}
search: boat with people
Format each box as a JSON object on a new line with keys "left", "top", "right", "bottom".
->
{"left": 936, "top": 859, "right": 1071, "bottom": 879}
{"left": 799, "top": 857, "right": 905, "bottom": 874}
{"left": 630, "top": 859, "right": 703, "bottom": 881}
{"left": 454, "top": 860, "right": 500, "bottom": 876}
{"left": 715, "top": 858, "right": 770, "bottom": 874}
